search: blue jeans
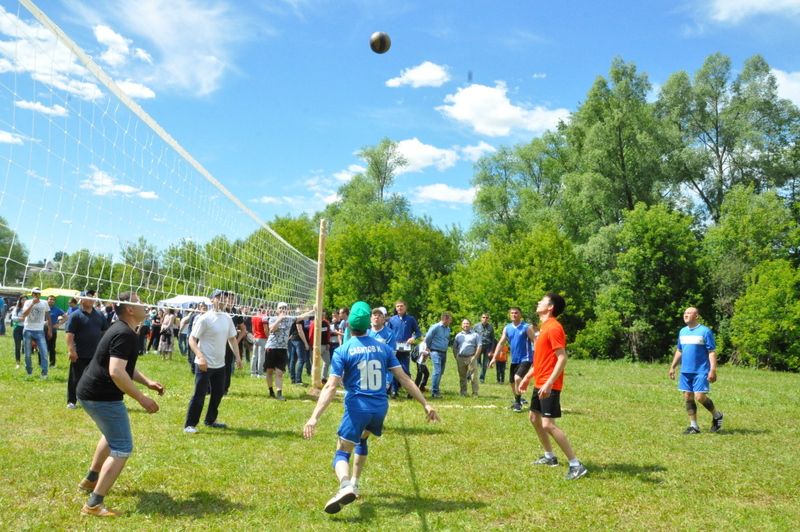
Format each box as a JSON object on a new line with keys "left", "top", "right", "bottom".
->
{"left": 289, "top": 338, "right": 309, "bottom": 382}
{"left": 79, "top": 399, "right": 133, "bottom": 458}
{"left": 23, "top": 329, "right": 49, "bottom": 376}
{"left": 430, "top": 350, "right": 446, "bottom": 395}
{"left": 185, "top": 365, "right": 226, "bottom": 428}
{"left": 178, "top": 333, "right": 189, "bottom": 356}
{"left": 391, "top": 352, "right": 412, "bottom": 394}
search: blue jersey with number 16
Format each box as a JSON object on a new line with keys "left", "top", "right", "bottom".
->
{"left": 331, "top": 335, "right": 401, "bottom": 412}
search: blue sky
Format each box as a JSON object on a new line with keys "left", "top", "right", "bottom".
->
{"left": 2, "top": 0, "right": 800, "bottom": 263}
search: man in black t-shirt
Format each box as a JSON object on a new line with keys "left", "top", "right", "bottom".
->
{"left": 65, "top": 289, "right": 108, "bottom": 409}
{"left": 223, "top": 292, "right": 246, "bottom": 394}
{"left": 76, "top": 292, "right": 164, "bottom": 518}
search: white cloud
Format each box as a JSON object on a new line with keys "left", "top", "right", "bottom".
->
{"left": 116, "top": 79, "right": 156, "bottom": 99}
{"left": 437, "top": 82, "right": 570, "bottom": 137}
{"left": 80, "top": 165, "right": 159, "bottom": 199}
{"left": 460, "top": 141, "right": 496, "bottom": 162}
{"left": 772, "top": 68, "right": 800, "bottom": 106}
{"left": 532, "top": 72, "right": 547, "bottom": 79}
{"left": 134, "top": 47, "right": 153, "bottom": 64}
{"left": 411, "top": 184, "right": 476, "bottom": 205}
{"left": 14, "top": 100, "right": 69, "bottom": 117}
{"left": 0, "top": 6, "right": 103, "bottom": 101}
{"left": 703, "top": 0, "right": 800, "bottom": 23}
{"left": 252, "top": 196, "right": 282, "bottom": 205}
{"left": 386, "top": 61, "right": 451, "bottom": 88}
{"left": 0, "top": 130, "right": 24, "bottom": 145}
{"left": 94, "top": 24, "right": 130, "bottom": 67}
{"left": 90, "top": 0, "right": 253, "bottom": 97}
{"left": 396, "top": 138, "right": 458, "bottom": 173}
{"left": 333, "top": 164, "right": 365, "bottom": 182}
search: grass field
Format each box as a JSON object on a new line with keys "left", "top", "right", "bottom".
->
{"left": 1, "top": 335, "right": 798, "bottom": 531}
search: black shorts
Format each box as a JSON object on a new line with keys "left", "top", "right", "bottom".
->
{"left": 510, "top": 361, "right": 531, "bottom": 381}
{"left": 530, "top": 388, "right": 562, "bottom": 418}
{"left": 264, "top": 348, "right": 288, "bottom": 371}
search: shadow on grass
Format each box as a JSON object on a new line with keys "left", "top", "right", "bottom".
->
{"left": 128, "top": 490, "right": 247, "bottom": 517}
{"left": 715, "top": 428, "right": 770, "bottom": 436}
{"left": 387, "top": 425, "right": 444, "bottom": 436}
{"left": 583, "top": 462, "right": 667, "bottom": 484}
{"left": 333, "top": 493, "right": 486, "bottom": 525}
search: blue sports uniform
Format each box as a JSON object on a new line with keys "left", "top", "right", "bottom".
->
{"left": 505, "top": 322, "right": 533, "bottom": 364}
{"left": 331, "top": 335, "right": 401, "bottom": 443}
{"left": 677, "top": 324, "right": 716, "bottom": 393}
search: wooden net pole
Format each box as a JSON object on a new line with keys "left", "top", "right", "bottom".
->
{"left": 309, "top": 219, "right": 328, "bottom": 396}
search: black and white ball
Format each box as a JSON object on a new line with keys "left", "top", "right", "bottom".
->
{"left": 370, "top": 32, "right": 391, "bottom": 54}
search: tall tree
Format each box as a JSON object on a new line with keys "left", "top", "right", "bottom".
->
{"left": 657, "top": 53, "right": 800, "bottom": 221}
{"left": 0, "top": 215, "right": 29, "bottom": 286}
{"left": 359, "top": 137, "right": 407, "bottom": 202}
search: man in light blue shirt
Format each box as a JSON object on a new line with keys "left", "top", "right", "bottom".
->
{"left": 424, "top": 312, "right": 452, "bottom": 399}
{"left": 669, "top": 307, "right": 724, "bottom": 435}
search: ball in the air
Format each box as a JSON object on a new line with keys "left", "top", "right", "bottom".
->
{"left": 370, "top": 32, "right": 391, "bottom": 54}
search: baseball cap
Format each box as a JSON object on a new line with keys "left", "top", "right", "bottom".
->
{"left": 210, "top": 289, "right": 226, "bottom": 299}
{"left": 31, "top": 287, "right": 41, "bottom": 295}
{"left": 277, "top": 301, "right": 289, "bottom": 309}
{"left": 348, "top": 301, "right": 371, "bottom": 330}
{"left": 378, "top": 306, "right": 388, "bottom": 316}
{"left": 80, "top": 289, "right": 97, "bottom": 297}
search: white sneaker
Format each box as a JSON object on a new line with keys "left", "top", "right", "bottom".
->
{"left": 324, "top": 484, "right": 356, "bottom": 514}
{"left": 352, "top": 483, "right": 360, "bottom": 499}
{"left": 184, "top": 426, "right": 198, "bottom": 434}
{"left": 67, "top": 403, "right": 77, "bottom": 410}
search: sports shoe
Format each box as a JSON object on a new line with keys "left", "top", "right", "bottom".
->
{"left": 565, "top": 463, "right": 588, "bottom": 480}
{"left": 81, "top": 503, "right": 120, "bottom": 517}
{"left": 78, "top": 478, "right": 96, "bottom": 492}
{"left": 205, "top": 422, "right": 227, "bottom": 429}
{"left": 520, "top": 398, "right": 528, "bottom": 405}
{"left": 510, "top": 402, "right": 522, "bottom": 412}
{"left": 276, "top": 393, "right": 286, "bottom": 401}
{"left": 710, "top": 412, "right": 724, "bottom": 433}
{"left": 324, "top": 484, "right": 356, "bottom": 514}
{"left": 352, "top": 483, "right": 360, "bottom": 499}
{"left": 533, "top": 455, "right": 559, "bottom": 467}
{"left": 683, "top": 426, "right": 701, "bottom": 435}
{"left": 431, "top": 393, "right": 442, "bottom": 399}
{"left": 67, "top": 403, "right": 77, "bottom": 410}
{"left": 184, "top": 426, "right": 198, "bottom": 434}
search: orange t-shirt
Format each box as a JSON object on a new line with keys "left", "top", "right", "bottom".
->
{"left": 495, "top": 343, "right": 509, "bottom": 362}
{"left": 533, "top": 317, "right": 566, "bottom": 390}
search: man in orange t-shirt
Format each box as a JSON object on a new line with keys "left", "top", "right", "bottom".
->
{"left": 519, "top": 292, "right": 587, "bottom": 481}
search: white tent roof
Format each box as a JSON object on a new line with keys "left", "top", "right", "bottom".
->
{"left": 157, "top": 295, "right": 211, "bottom": 308}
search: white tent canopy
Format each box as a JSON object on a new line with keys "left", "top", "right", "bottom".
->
{"left": 157, "top": 295, "right": 211, "bottom": 309}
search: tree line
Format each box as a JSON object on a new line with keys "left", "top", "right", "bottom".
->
{"left": 1, "top": 53, "right": 797, "bottom": 370}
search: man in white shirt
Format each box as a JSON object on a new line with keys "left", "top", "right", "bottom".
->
{"left": 21, "top": 287, "right": 52, "bottom": 379}
{"left": 183, "top": 290, "right": 242, "bottom": 433}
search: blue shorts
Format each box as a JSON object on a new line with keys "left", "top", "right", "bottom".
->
{"left": 79, "top": 399, "right": 133, "bottom": 458}
{"left": 679, "top": 372, "right": 709, "bottom": 394}
{"left": 337, "top": 405, "right": 388, "bottom": 444}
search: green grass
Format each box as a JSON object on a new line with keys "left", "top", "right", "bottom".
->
{"left": 1, "top": 335, "right": 799, "bottom": 531}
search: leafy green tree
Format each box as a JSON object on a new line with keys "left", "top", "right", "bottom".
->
{"left": 359, "top": 137, "right": 407, "bottom": 202}
{"left": 729, "top": 260, "right": 800, "bottom": 371}
{"left": 657, "top": 53, "right": 800, "bottom": 221}
{"left": 0, "top": 215, "right": 29, "bottom": 286}
{"left": 449, "top": 224, "right": 588, "bottom": 337}
{"left": 324, "top": 218, "right": 458, "bottom": 320}
{"left": 269, "top": 214, "right": 318, "bottom": 259}
{"left": 573, "top": 204, "right": 705, "bottom": 361}
{"left": 703, "top": 185, "right": 799, "bottom": 328}
{"left": 562, "top": 58, "right": 668, "bottom": 241}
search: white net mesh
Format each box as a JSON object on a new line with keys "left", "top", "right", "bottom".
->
{"left": 0, "top": 1, "right": 317, "bottom": 310}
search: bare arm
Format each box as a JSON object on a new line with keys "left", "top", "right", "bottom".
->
{"left": 133, "top": 368, "right": 165, "bottom": 395}
{"left": 66, "top": 332, "right": 78, "bottom": 362}
{"left": 189, "top": 335, "right": 207, "bottom": 372}
{"left": 707, "top": 350, "right": 718, "bottom": 382}
{"left": 303, "top": 376, "right": 342, "bottom": 438}
{"left": 489, "top": 329, "right": 508, "bottom": 367}
{"left": 108, "top": 357, "right": 159, "bottom": 413}
{"left": 392, "top": 367, "right": 439, "bottom": 422}
{"left": 669, "top": 349, "right": 682, "bottom": 379}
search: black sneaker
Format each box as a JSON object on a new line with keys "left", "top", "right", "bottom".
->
{"left": 520, "top": 398, "right": 528, "bottom": 405}
{"left": 710, "top": 412, "right": 724, "bottom": 433}
{"left": 533, "top": 455, "right": 559, "bottom": 467}
{"left": 565, "top": 463, "right": 588, "bottom": 480}
{"left": 276, "top": 393, "right": 286, "bottom": 401}
{"left": 683, "top": 426, "right": 701, "bottom": 435}
{"left": 205, "top": 421, "right": 227, "bottom": 429}
{"left": 511, "top": 402, "right": 522, "bottom": 412}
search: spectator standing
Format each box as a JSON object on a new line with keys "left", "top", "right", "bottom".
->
{"left": 424, "top": 312, "right": 452, "bottom": 399}
{"left": 65, "top": 290, "right": 108, "bottom": 409}
{"left": 388, "top": 300, "right": 422, "bottom": 396}
{"left": 250, "top": 308, "right": 269, "bottom": 377}
{"left": 453, "top": 319, "right": 481, "bottom": 397}
{"left": 472, "top": 312, "right": 496, "bottom": 383}
{"left": 10, "top": 296, "right": 26, "bottom": 368}
{"left": 308, "top": 310, "right": 332, "bottom": 382}
{"left": 46, "top": 295, "right": 67, "bottom": 367}
{"left": 21, "top": 288, "right": 52, "bottom": 379}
